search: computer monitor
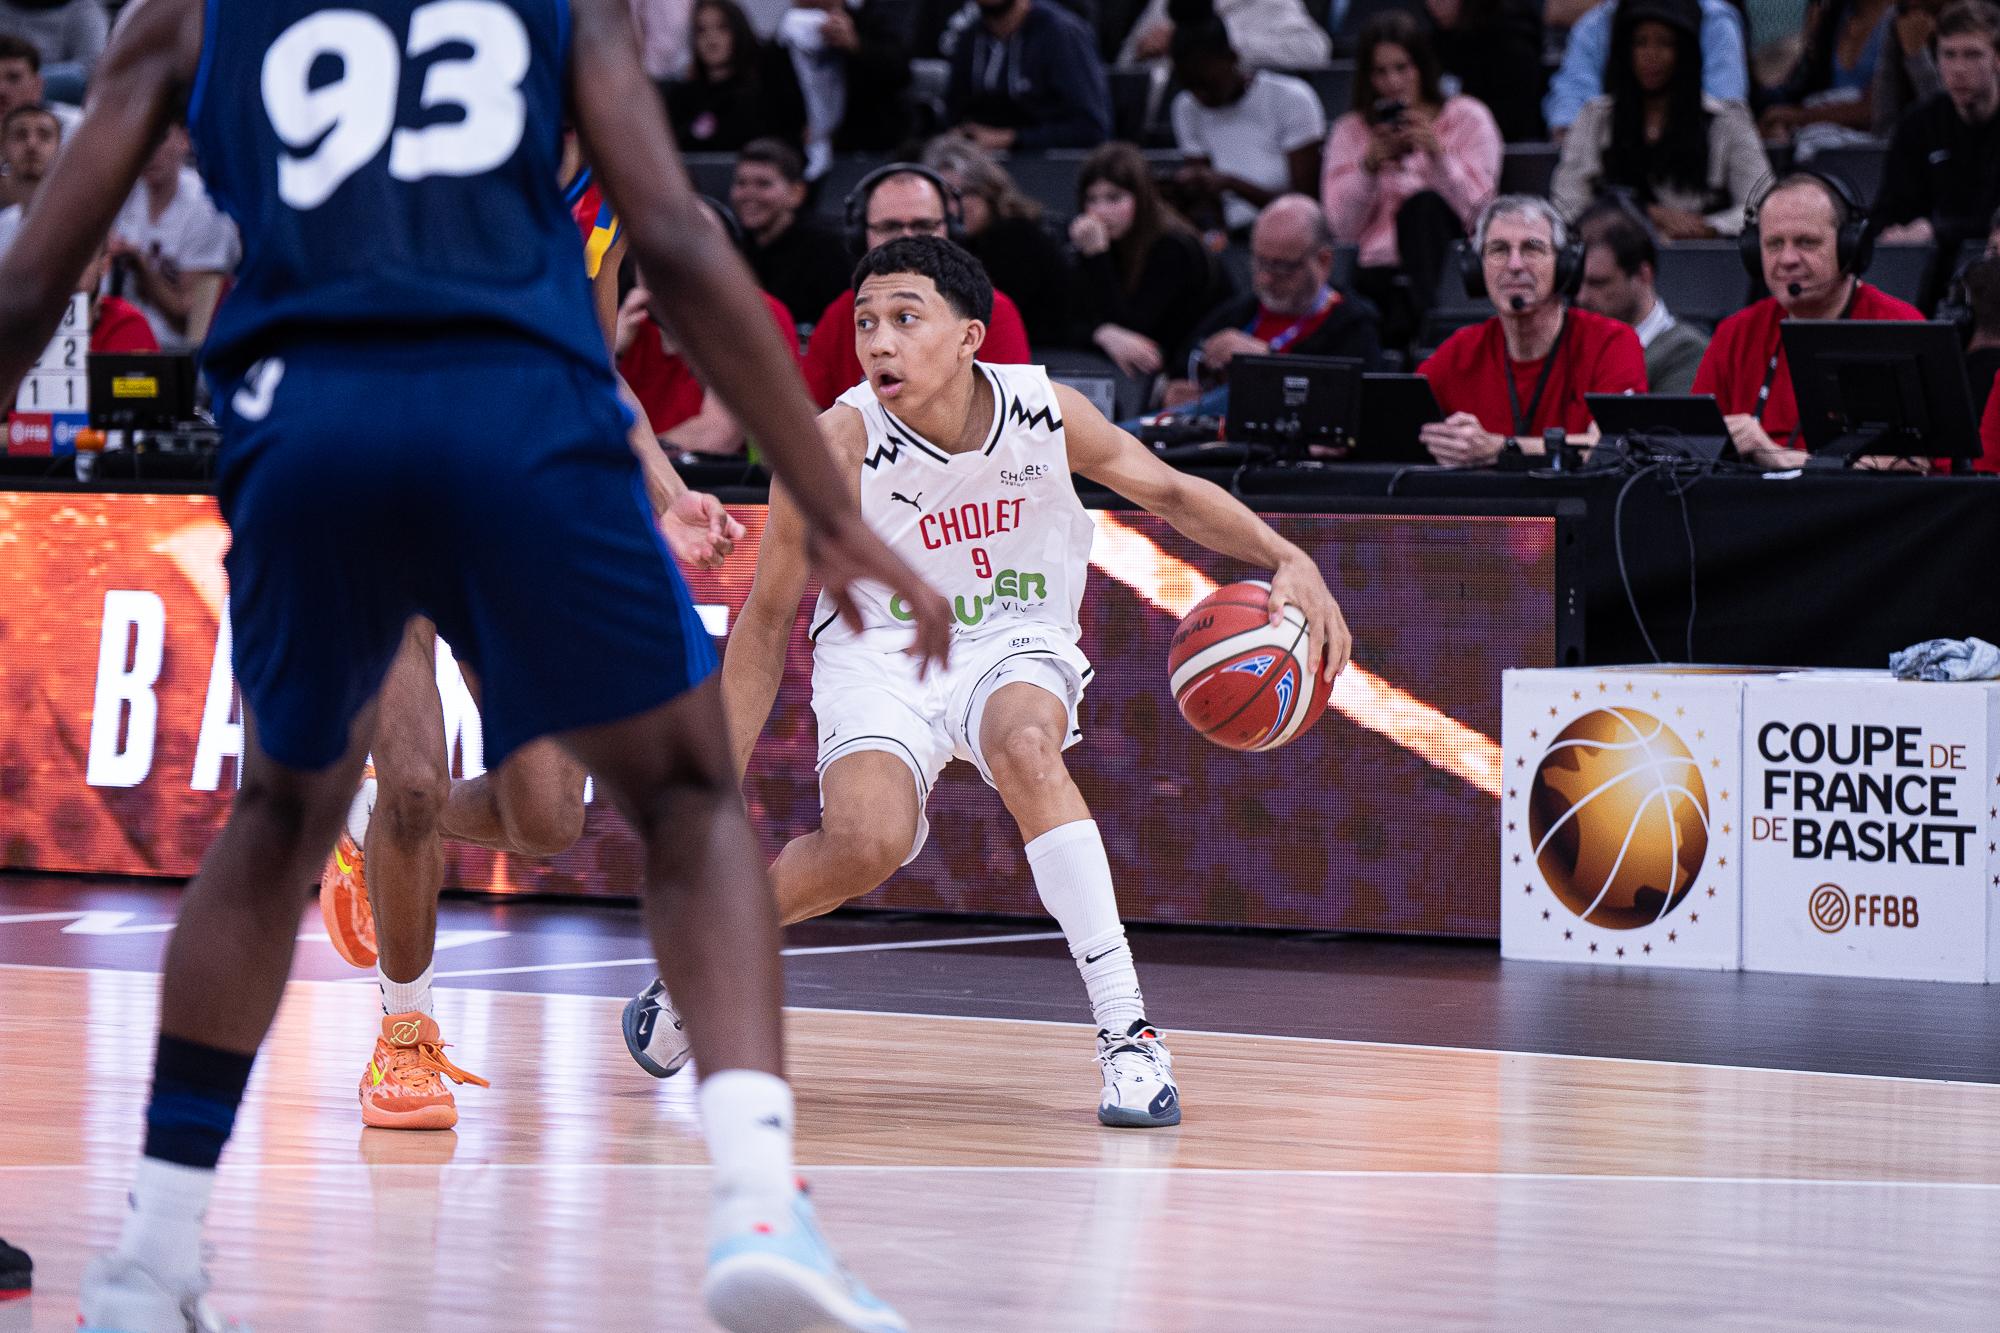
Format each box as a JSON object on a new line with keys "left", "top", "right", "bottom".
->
{"left": 87, "top": 353, "right": 197, "bottom": 432}
{"left": 1053, "top": 373, "right": 1117, "bottom": 423}
{"left": 1780, "top": 320, "right": 1981, "bottom": 467}
{"left": 1585, "top": 393, "right": 1732, "bottom": 462}
{"left": 1227, "top": 354, "right": 1361, "bottom": 457}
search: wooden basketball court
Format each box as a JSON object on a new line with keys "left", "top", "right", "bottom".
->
{"left": 6, "top": 954, "right": 2000, "bottom": 1330}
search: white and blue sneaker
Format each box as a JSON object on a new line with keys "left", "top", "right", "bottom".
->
{"left": 1095, "top": 1019, "right": 1182, "bottom": 1128}
{"left": 621, "top": 978, "right": 692, "bottom": 1078}
{"left": 79, "top": 1254, "right": 245, "bottom": 1332}
{"left": 703, "top": 1186, "right": 907, "bottom": 1333}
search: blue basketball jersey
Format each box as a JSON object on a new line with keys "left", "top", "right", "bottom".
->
{"left": 188, "top": 0, "right": 607, "bottom": 377}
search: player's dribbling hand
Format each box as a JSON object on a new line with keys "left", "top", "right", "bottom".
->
{"left": 660, "top": 491, "right": 744, "bottom": 569}
{"left": 1268, "top": 552, "right": 1351, "bottom": 684}
{"left": 807, "top": 514, "right": 954, "bottom": 674}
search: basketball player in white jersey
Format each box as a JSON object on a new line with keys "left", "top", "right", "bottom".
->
{"left": 625, "top": 236, "right": 1349, "bottom": 1126}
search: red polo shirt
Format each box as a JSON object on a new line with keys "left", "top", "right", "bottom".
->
{"left": 802, "top": 288, "right": 1032, "bottom": 409}
{"left": 1978, "top": 386, "right": 2000, "bottom": 474}
{"left": 1691, "top": 284, "right": 1923, "bottom": 448}
{"left": 92, "top": 297, "right": 158, "bottom": 353}
{"left": 1417, "top": 306, "right": 1646, "bottom": 438}
{"left": 619, "top": 291, "right": 798, "bottom": 435}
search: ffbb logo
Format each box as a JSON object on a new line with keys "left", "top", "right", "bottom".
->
{"left": 1809, "top": 883, "right": 1919, "bottom": 933}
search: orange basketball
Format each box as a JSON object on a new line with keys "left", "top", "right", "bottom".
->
{"left": 1168, "top": 580, "right": 1332, "bottom": 751}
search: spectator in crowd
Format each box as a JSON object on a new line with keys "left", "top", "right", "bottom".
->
{"left": 1873, "top": 0, "right": 2000, "bottom": 271}
{"left": 107, "top": 124, "right": 241, "bottom": 352}
{"left": 921, "top": 135, "right": 1075, "bottom": 347}
{"left": 0, "top": 0, "right": 105, "bottom": 88}
{"left": 0, "top": 34, "right": 76, "bottom": 144}
{"left": 1959, "top": 254, "right": 2000, "bottom": 419}
{"left": 1544, "top": 0, "right": 1748, "bottom": 138}
{"left": 1118, "top": 0, "right": 1333, "bottom": 70}
{"left": 1693, "top": 172, "right": 1923, "bottom": 466}
{"left": 946, "top": 0, "right": 1112, "bottom": 150}
{"left": 1574, "top": 200, "right": 1709, "bottom": 392}
{"left": 665, "top": 0, "right": 807, "bottom": 153}
{"left": 0, "top": 100, "right": 56, "bottom": 247}
{"left": 1161, "top": 195, "right": 1381, "bottom": 415}
{"left": 729, "top": 138, "right": 852, "bottom": 328}
{"left": 776, "top": 0, "right": 917, "bottom": 175}
{"left": 630, "top": 0, "right": 696, "bottom": 80}
{"left": 1167, "top": 21, "right": 1326, "bottom": 238}
{"left": 78, "top": 239, "right": 160, "bottom": 353}
{"left": 800, "top": 165, "right": 1032, "bottom": 406}
{"left": 1417, "top": 195, "right": 1648, "bottom": 465}
{"left": 1759, "top": 0, "right": 1897, "bottom": 145}
{"left": 1321, "top": 12, "right": 1500, "bottom": 343}
{"left": 614, "top": 232, "right": 800, "bottom": 454}
{"left": 1550, "top": 0, "right": 1767, "bottom": 238}
{"left": 1069, "top": 141, "right": 1217, "bottom": 377}
{"left": 1425, "top": 0, "right": 1548, "bottom": 142}
{"left": 1873, "top": 0, "right": 1946, "bottom": 132}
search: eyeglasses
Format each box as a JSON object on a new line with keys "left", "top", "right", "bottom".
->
{"left": 1250, "top": 252, "right": 1311, "bottom": 278}
{"left": 867, "top": 217, "right": 947, "bottom": 239}
{"left": 1483, "top": 239, "right": 1554, "bottom": 262}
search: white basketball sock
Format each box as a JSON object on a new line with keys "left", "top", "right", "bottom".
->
{"left": 378, "top": 961, "right": 433, "bottom": 1017}
{"left": 700, "top": 1069, "right": 797, "bottom": 1237}
{"left": 1024, "top": 819, "right": 1147, "bottom": 1031}
{"left": 115, "top": 1157, "right": 213, "bottom": 1288}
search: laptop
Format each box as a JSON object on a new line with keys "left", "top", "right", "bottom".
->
{"left": 1354, "top": 373, "right": 1444, "bottom": 462}
{"left": 1586, "top": 392, "right": 1732, "bottom": 461}
{"left": 1227, "top": 354, "right": 1361, "bottom": 457}
{"left": 88, "top": 353, "right": 197, "bottom": 432}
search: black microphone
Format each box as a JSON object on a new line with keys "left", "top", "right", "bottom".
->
{"left": 1786, "top": 281, "right": 1804, "bottom": 298}
{"left": 1508, "top": 295, "right": 1528, "bottom": 311}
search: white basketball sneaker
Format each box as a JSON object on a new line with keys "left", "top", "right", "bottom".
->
{"left": 79, "top": 1254, "right": 246, "bottom": 1332}
{"left": 1095, "top": 1020, "right": 1182, "bottom": 1127}
{"left": 621, "top": 978, "right": 693, "bottom": 1078}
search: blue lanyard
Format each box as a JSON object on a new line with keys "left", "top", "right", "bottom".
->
{"left": 1248, "top": 286, "right": 1336, "bottom": 353}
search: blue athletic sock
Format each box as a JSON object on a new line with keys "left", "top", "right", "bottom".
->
{"left": 142, "top": 1035, "right": 255, "bottom": 1170}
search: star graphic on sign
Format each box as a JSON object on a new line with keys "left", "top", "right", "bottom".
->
{"left": 1668, "top": 931, "right": 1678, "bottom": 942}
{"left": 1508, "top": 789, "right": 1517, "bottom": 799}
{"left": 1711, "top": 758, "right": 1721, "bottom": 768}
{"left": 1549, "top": 706, "right": 1558, "bottom": 717}
{"left": 1690, "top": 913, "right": 1700, "bottom": 924}
{"left": 1597, "top": 683, "right": 1607, "bottom": 693}
{"left": 1508, "top": 822, "right": 1517, "bottom": 832}
{"left": 1523, "top": 881, "right": 1532, "bottom": 892}
{"left": 1542, "top": 910, "right": 1551, "bottom": 921}
{"left": 1588, "top": 942, "right": 1598, "bottom": 953}
{"left": 1643, "top": 943, "right": 1653, "bottom": 954}
{"left": 1719, "top": 857, "right": 1727, "bottom": 868}
{"left": 1517, "top": 757, "right": 1526, "bottom": 768}
{"left": 1530, "top": 729, "right": 1539, "bottom": 740}
{"left": 1572, "top": 690, "right": 1581, "bottom": 701}
{"left": 1615, "top": 946, "right": 1626, "bottom": 957}
{"left": 1675, "top": 707, "right": 1685, "bottom": 717}
{"left": 1651, "top": 690, "right": 1661, "bottom": 700}
{"left": 1720, "top": 790, "right": 1730, "bottom": 801}
{"left": 1707, "top": 887, "right": 1716, "bottom": 897}
{"left": 1513, "top": 854, "right": 1522, "bottom": 864}
{"left": 1696, "top": 730, "right": 1706, "bottom": 740}
{"left": 1722, "top": 823, "right": 1731, "bottom": 835}
{"left": 1564, "top": 929, "right": 1573, "bottom": 940}
{"left": 1624, "top": 683, "right": 1634, "bottom": 693}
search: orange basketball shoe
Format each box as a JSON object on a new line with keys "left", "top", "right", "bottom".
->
{"left": 359, "top": 1012, "right": 489, "bottom": 1130}
{"left": 319, "top": 771, "right": 378, "bottom": 969}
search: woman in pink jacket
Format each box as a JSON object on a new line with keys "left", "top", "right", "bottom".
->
{"left": 1321, "top": 11, "right": 1501, "bottom": 346}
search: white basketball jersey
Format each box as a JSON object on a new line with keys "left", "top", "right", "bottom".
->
{"left": 812, "top": 362, "right": 1094, "bottom": 655}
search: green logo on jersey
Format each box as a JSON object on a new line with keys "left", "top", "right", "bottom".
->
{"left": 889, "top": 568, "right": 1050, "bottom": 627}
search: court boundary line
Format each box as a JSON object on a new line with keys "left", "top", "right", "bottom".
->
{"left": 2, "top": 1162, "right": 1998, "bottom": 1190}
{"left": 2, "top": 960, "right": 1996, "bottom": 1092}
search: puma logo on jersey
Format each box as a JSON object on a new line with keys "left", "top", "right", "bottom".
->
{"left": 1007, "top": 400, "right": 1061, "bottom": 433}
{"left": 891, "top": 490, "right": 923, "bottom": 510}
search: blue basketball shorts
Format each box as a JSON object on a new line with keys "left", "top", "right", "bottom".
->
{"left": 210, "top": 335, "right": 717, "bottom": 772}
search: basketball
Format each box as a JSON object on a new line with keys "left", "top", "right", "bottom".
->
{"left": 1526, "top": 708, "right": 1709, "bottom": 929}
{"left": 1168, "top": 580, "right": 1333, "bottom": 752}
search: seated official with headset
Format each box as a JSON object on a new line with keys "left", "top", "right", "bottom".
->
{"left": 1692, "top": 170, "right": 1925, "bottom": 469}
{"left": 1416, "top": 195, "right": 1648, "bottom": 467}
{"left": 799, "top": 162, "right": 1034, "bottom": 409}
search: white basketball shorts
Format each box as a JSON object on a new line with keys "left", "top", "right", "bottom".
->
{"left": 811, "top": 627, "right": 1093, "bottom": 863}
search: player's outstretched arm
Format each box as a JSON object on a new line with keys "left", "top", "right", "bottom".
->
{"left": 0, "top": 0, "right": 199, "bottom": 394}
{"left": 566, "top": 0, "right": 949, "bottom": 669}
{"left": 1060, "top": 383, "right": 1352, "bottom": 683}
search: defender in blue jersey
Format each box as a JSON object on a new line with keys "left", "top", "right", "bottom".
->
{"left": 0, "top": 1, "right": 948, "bottom": 1329}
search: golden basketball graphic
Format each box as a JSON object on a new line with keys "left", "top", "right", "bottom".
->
{"left": 1527, "top": 708, "right": 1709, "bottom": 929}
